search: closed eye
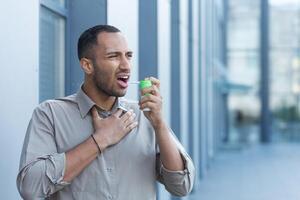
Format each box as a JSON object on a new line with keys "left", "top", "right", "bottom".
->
{"left": 127, "top": 53, "right": 133, "bottom": 59}
{"left": 107, "top": 54, "right": 118, "bottom": 59}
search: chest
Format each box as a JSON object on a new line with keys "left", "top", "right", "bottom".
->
{"left": 51, "top": 107, "right": 157, "bottom": 159}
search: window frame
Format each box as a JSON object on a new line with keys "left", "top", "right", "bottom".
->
{"left": 39, "top": 0, "right": 69, "bottom": 102}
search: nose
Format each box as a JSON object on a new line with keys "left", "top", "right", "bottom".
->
{"left": 119, "top": 55, "right": 131, "bottom": 70}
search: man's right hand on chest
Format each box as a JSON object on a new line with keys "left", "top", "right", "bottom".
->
{"left": 91, "top": 107, "right": 138, "bottom": 152}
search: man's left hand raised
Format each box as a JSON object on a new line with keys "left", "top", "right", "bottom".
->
{"left": 139, "top": 77, "right": 165, "bottom": 129}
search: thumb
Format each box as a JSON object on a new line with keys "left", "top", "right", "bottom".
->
{"left": 91, "top": 106, "right": 102, "bottom": 120}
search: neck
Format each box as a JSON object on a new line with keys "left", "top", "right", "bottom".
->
{"left": 82, "top": 80, "right": 116, "bottom": 111}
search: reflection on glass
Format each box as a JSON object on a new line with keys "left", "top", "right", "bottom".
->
{"left": 270, "top": 0, "right": 300, "bottom": 142}
{"left": 39, "top": 6, "right": 65, "bottom": 102}
{"left": 227, "top": 0, "right": 261, "bottom": 145}
{"left": 42, "top": 0, "right": 66, "bottom": 8}
{"left": 59, "top": 0, "right": 66, "bottom": 8}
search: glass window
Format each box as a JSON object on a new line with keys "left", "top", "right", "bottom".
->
{"left": 228, "top": 50, "right": 259, "bottom": 85}
{"left": 42, "top": 0, "right": 67, "bottom": 8}
{"left": 58, "top": 0, "right": 67, "bottom": 8}
{"left": 269, "top": 0, "right": 300, "bottom": 141}
{"left": 227, "top": 0, "right": 261, "bottom": 144}
{"left": 39, "top": 5, "right": 66, "bottom": 102}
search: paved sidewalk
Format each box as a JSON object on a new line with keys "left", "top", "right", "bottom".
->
{"left": 188, "top": 143, "right": 300, "bottom": 200}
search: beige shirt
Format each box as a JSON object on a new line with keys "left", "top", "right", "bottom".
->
{"left": 17, "top": 88, "right": 195, "bottom": 200}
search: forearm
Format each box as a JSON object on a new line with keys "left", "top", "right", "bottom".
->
{"left": 17, "top": 153, "right": 68, "bottom": 198}
{"left": 155, "top": 122, "right": 195, "bottom": 197}
{"left": 63, "top": 135, "right": 105, "bottom": 182}
{"left": 154, "top": 121, "right": 184, "bottom": 171}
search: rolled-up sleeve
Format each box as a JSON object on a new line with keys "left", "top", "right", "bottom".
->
{"left": 156, "top": 131, "right": 196, "bottom": 197}
{"left": 17, "top": 103, "right": 70, "bottom": 199}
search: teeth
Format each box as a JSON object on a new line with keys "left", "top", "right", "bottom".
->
{"left": 120, "top": 76, "right": 128, "bottom": 79}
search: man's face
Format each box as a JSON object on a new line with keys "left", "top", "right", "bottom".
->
{"left": 91, "top": 32, "right": 132, "bottom": 97}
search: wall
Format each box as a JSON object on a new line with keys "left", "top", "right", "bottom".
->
{"left": 0, "top": 0, "right": 227, "bottom": 199}
{"left": 107, "top": 0, "right": 139, "bottom": 100}
{"left": 0, "top": 0, "right": 39, "bottom": 199}
{"left": 191, "top": 0, "right": 201, "bottom": 187}
{"left": 179, "top": 0, "right": 190, "bottom": 151}
{"left": 157, "top": 1, "right": 172, "bottom": 199}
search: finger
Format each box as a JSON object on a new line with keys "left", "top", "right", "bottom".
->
{"left": 120, "top": 109, "right": 133, "bottom": 122}
{"left": 141, "top": 85, "right": 160, "bottom": 97}
{"left": 146, "top": 77, "right": 160, "bottom": 89}
{"left": 91, "top": 106, "right": 101, "bottom": 120}
{"left": 124, "top": 112, "right": 136, "bottom": 124}
{"left": 139, "top": 101, "right": 159, "bottom": 111}
{"left": 126, "top": 121, "right": 138, "bottom": 132}
{"left": 112, "top": 108, "right": 123, "bottom": 118}
{"left": 140, "top": 95, "right": 161, "bottom": 105}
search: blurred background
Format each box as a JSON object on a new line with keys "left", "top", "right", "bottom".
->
{"left": 0, "top": 0, "right": 300, "bottom": 199}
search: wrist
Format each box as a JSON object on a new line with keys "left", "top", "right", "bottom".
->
{"left": 93, "top": 133, "right": 109, "bottom": 152}
{"left": 153, "top": 119, "right": 167, "bottom": 131}
{"left": 91, "top": 134, "right": 102, "bottom": 154}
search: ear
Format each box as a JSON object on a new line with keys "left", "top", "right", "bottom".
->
{"left": 80, "top": 58, "right": 94, "bottom": 75}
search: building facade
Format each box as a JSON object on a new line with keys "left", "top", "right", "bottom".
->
{"left": 0, "top": 0, "right": 227, "bottom": 199}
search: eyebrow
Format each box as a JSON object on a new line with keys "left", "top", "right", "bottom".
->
{"left": 105, "top": 50, "right": 133, "bottom": 55}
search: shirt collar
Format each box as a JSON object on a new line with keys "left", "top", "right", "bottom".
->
{"left": 75, "top": 86, "right": 128, "bottom": 118}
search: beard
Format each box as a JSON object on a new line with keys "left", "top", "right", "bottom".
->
{"left": 92, "top": 63, "right": 127, "bottom": 97}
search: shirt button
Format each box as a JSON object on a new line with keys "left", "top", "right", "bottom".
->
{"left": 106, "top": 168, "right": 113, "bottom": 172}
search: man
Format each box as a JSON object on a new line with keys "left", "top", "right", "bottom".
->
{"left": 17, "top": 25, "right": 195, "bottom": 200}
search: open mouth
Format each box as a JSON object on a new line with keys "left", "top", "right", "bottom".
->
{"left": 117, "top": 75, "right": 130, "bottom": 88}
{"left": 117, "top": 76, "right": 129, "bottom": 82}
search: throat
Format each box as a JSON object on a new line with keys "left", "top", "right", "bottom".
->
{"left": 82, "top": 82, "right": 116, "bottom": 111}
{"left": 94, "top": 93, "right": 117, "bottom": 111}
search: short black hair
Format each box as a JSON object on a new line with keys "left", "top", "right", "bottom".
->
{"left": 77, "top": 25, "right": 120, "bottom": 60}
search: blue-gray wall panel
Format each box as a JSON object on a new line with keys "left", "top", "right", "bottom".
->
{"left": 260, "top": 0, "right": 271, "bottom": 142}
{"left": 188, "top": 0, "right": 194, "bottom": 162}
{"left": 138, "top": 0, "right": 158, "bottom": 79}
{"left": 66, "top": 0, "right": 107, "bottom": 95}
{"left": 171, "top": 1, "right": 181, "bottom": 198}
{"left": 222, "top": 0, "right": 229, "bottom": 142}
{"left": 171, "top": 0, "right": 181, "bottom": 140}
